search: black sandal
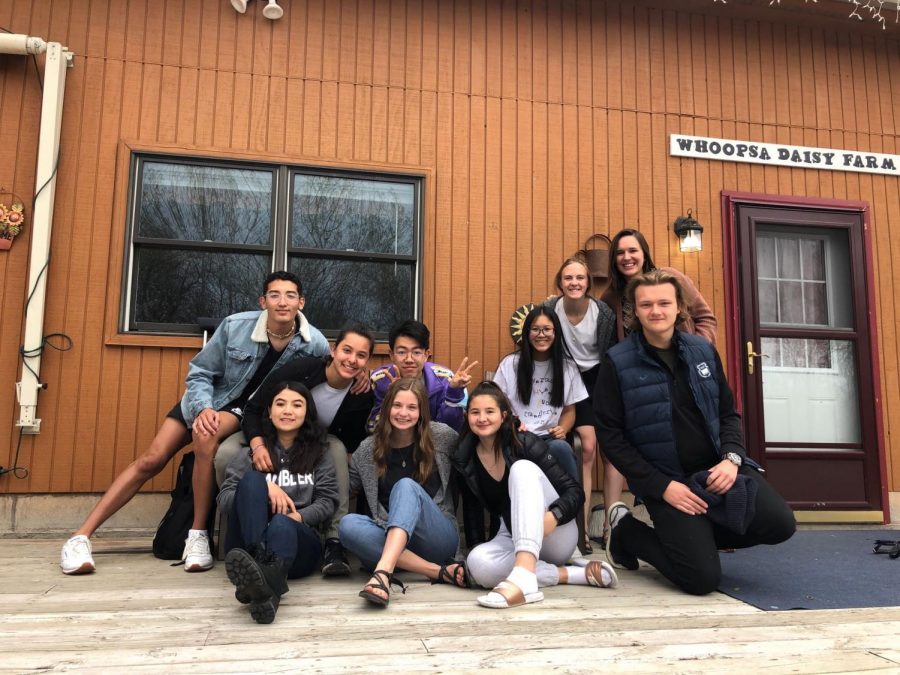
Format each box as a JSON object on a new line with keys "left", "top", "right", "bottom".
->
{"left": 580, "top": 535, "right": 594, "bottom": 555}
{"left": 359, "top": 569, "right": 406, "bottom": 606}
{"left": 433, "top": 560, "right": 470, "bottom": 588}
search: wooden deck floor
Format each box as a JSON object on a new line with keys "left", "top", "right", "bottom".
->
{"left": 3, "top": 537, "right": 900, "bottom": 674}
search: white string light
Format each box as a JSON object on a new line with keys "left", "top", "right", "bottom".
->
{"left": 712, "top": 0, "right": 900, "bottom": 29}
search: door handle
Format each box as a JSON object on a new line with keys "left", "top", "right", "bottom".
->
{"left": 746, "top": 341, "right": 769, "bottom": 375}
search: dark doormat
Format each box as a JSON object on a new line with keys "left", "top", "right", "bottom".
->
{"left": 718, "top": 529, "right": 900, "bottom": 610}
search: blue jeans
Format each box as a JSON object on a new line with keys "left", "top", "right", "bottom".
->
{"left": 338, "top": 478, "right": 459, "bottom": 571}
{"left": 540, "top": 437, "right": 579, "bottom": 481}
{"left": 226, "top": 471, "right": 323, "bottom": 579}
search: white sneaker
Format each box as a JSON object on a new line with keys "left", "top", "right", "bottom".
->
{"left": 183, "top": 530, "right": 214, "bottom": 572}
{"left": 60, "top": 535, "right": 95, "bottom": 575}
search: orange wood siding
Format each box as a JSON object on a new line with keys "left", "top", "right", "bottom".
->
{"left": 0, "top": 0, "right": 897, "bottom": 495}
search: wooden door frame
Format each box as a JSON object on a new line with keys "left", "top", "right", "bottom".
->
{"left": 721, "top": 191, "right": 890, "bottom": 523}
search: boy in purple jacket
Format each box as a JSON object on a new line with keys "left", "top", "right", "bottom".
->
{"left": 367, "top": 320, "right": 476, "bottom": 432}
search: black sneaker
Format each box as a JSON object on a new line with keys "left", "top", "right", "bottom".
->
{"left": 322, "top": 538, "right": 351, "bottom": 577}
{"left": 605, "top": 502, "right": 639, "bottom": 571}
{"left": 225, "top": 548, "right": 288, "bottom": 623}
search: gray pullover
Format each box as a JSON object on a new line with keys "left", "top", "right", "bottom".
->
{"left": 218, "top": 442, "right": 339, "bottom": 528}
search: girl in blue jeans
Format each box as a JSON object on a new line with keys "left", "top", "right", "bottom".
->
{"left": 217, "top": 382, "right": 338, "bottom": 623}
{"left": 339, "top": 377, "right": 463, "bottom": 606}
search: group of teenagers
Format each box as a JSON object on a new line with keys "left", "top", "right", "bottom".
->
{"left": 59, "top": 228, "right": 796, "bottom": 624}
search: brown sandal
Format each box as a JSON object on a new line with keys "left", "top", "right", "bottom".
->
{"left": 432, "top": 561, "right": 471, "bottom": 588}
{"left": 359, "top": 569, "right": 406, "bottom": 606}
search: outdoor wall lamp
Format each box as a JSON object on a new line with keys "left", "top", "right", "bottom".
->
{"left": 673, "top": 209, "right": 704, "bottom": 253}
{"left": 231, "top": 0, "right": 284, "bottom": 20}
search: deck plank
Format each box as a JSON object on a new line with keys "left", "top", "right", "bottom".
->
{"left": 3, "top": 538, "right": 899, "bottom": 673}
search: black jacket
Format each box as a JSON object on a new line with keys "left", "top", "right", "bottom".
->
{"left": 242, "top": 357, "right": 374, "bottom": 454}
{"left": 595, "top": 332, "right": 747, "bottom": 500}
{"left": 452, "top": 430, "right": 584, "bottom": 529}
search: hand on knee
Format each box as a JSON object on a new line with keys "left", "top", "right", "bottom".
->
{"left": 191, "top": 437, "right": 217, "bottom": 460}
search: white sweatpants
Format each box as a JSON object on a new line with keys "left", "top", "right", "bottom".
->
{"left": 466, "top": 459, "right": 578, "bottom": 589}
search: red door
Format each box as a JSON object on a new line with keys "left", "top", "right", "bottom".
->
{"left": 726, "top": 197, "right": 883, "bottom": 513}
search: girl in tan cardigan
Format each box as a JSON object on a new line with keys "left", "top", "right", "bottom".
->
{"left": 601, "top": 229, "right": 717, "bottom": 344}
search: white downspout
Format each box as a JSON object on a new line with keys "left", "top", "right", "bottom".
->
{"left": 6, "top": 37, "right": 75, "bottom": 433}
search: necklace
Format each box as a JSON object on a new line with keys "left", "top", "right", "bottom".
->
{"left": 397, "top": 445, "right": 414, "bottom": 468}
{"left": 266, "top": 324, "right": 296, "bottom": 340}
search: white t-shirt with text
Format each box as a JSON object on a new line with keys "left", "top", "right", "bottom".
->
{"left": 492, "top": 354, "right": 587, "bottom": 435}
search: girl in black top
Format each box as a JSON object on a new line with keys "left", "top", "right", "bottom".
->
{"left": 339, "top": 378, "right": 462, "bottom": 606}
{"left": 452, "top": 382, "right": 618, "bottom": 609}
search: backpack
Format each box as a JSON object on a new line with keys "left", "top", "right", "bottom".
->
{"left": 152, "top": 451, "right": 217, "bottom": 560}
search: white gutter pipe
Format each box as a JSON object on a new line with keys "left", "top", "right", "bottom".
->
{"left": 0, "top": 34, "right": 47, "bottom": 55}
{"left": 5, "top": 36, "right": 75, "bottom": 433}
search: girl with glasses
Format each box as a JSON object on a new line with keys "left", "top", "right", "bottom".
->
{"left": 491, "top": 306, "right": 584, "bottom": 482}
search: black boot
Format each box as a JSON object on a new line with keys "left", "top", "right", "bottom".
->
{"left": 225, "top": 548, "right": 289, "bottom": 624}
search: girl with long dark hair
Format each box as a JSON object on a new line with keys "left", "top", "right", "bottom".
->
{"left": 217, "top": 381, "right": 338, "bottom": 623}
{"left": 492, "top": 306, "right": 584, "bottom": 481}
{"left": 602, "top": 228, "right": 717, "bottom": 343}
{"left": 453, "top": 381, "right": 618, "bottom": 609}
{"left": 339, "top": 377, "right": 463, "bottom": 607}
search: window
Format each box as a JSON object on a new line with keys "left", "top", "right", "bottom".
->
{"left": 124, "top": 155, "right": 422, "bottom": 338}
{"left": 756, "top": 230, "right": 852, "bottom": 370}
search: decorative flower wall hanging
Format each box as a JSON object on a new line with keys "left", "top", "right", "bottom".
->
{"left": 0, "top": 190, "right": 26, "bottom": 250}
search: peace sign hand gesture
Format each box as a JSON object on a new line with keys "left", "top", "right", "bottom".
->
{"left": 449, "top": 357, "right": 479, "bottom": 390}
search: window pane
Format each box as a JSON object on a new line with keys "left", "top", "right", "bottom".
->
{"left": 758, "top": 279, "right": 778, "bottom": 324}
{"left": 800, "top": 238, "right": 825, "bottom": 281}
{"left": 804, "top": 282, "right": 828, "bottom": 325}
{"left": 133, "top": 248, "right": 270, "bottom": 327}
{"left": 808, "top": 339, "right": 832, "bottom": 368}
{"left": 781, "top": 338, "right": 806, "bottom": 367}
{"left": 138, "top": 162, "right": 273, "bottom": 245}
{"left": 777, "top": 237, "right": 800, "bottom": 278}
{"left": 290, "top": 256, "right": 413, "bottom": 334}
{"left": 761, "top": 337, "right": 782, "bottom": 367}
{"left": 291, "top": 175, "right": 415, "bottom": 255}
{"left": 756, "top": 235, "right": 776, "bottom": 278}
{"left": 778, "top": 281, "right": 804, "bottom": 324}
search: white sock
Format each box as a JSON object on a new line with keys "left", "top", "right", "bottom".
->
{"left": 506, "top": 566, "right": 538, "bottom": 594}
{"left": 188, "top": 529, "right": 207, "bottom": 538}
{"left": 561, "top": 565, "right": 612, "bottom": 586}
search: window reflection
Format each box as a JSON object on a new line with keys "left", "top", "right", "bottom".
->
{"left": 134, "top": 249, "right": 269, "bottom": 326}
{"left": 290, "top": 257, "right": 413, "bottom": 335}
{"left": 291, "top": 175, "right": 415, "bottom": 255}
{"left": 138, "top": 163, "right": 273, "bottom": 245}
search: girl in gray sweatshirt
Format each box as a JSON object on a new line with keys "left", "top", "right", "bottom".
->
{"left": 218, "top": 381, "right": 338, "bottom": 623}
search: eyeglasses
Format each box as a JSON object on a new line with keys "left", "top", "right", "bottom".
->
{"left": 265, "top": 291, "right": 300, "bottom": 301}
{"left": 393, "top": 348, "right": 427, "bottom": 359}
{"left": 529, "top": 326, "right": 555, "bottom": 336}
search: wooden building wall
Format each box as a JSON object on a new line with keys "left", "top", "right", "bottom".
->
{"left": 0, "top": 0, "right": 897, "bottom": 496}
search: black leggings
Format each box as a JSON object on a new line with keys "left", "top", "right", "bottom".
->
{"left": 618, "top": 467, "right": 796, "bottom": 595}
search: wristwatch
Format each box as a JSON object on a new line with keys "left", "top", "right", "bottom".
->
{"left": 725, "top": 452, "right": 743, "bottom": 467}
{"left": 549, "top": 506, "right": 564, "bottom": 524}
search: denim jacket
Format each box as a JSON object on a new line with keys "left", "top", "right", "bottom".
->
{"left": 180, "top": 310, "right": 329, "bottom": 425}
